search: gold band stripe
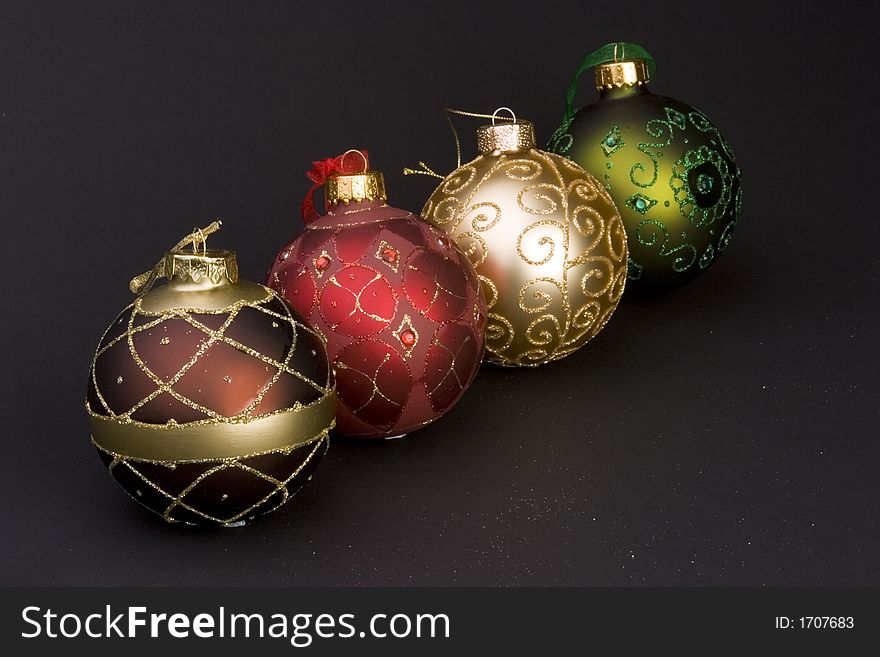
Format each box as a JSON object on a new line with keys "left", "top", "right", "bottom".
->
{"left": 89, "top": 390, "right": 336, "bottom": 462}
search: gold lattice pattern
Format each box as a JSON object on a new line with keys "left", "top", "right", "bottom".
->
{"left": 88, "top": 289, "right": 333, "bottom": 525}
{"left": 88, "top": 289, "right": 331, "bottom": 427}
{"left": 95, "top": 434, "right": 329, "bottom": 525}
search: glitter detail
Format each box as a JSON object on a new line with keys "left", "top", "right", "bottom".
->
{"left": 626, "top": 257, "right": 644, "bottom": 281}
{"left": 696, "top": 173, "right": 713, "bottom": 193}
{"left": 313, "top": 251, "right": 332, "bottom": 278}
{"left": 391, "top": 314, "right": 419, "bottom": 359}
{"left": 600, "top": 125, "right": 624, "bottom": 157}
{"left": 88, "top": 289, "right": 331, "bottom": 430}
{"left": 699, "top": 244, "right": 715, "bottom": 269}
{"left": 375, "top": 240, "right": 400, "bottom": 272}
{"left": 94, "top": 431, "right": 329, "bottom": 525}
{"left": 670, "top": 145, "right": 732, "bottom": 227}
{"left": 665, "top": 107, "right": 687, "bottom": 129}
{"left": 625, "top": 193, "right": 657, "bottom": 215}
{"left": 322, "top": 267, "right": 396, "bottom": 335}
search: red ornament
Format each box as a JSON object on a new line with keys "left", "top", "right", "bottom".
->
{"left": 268, "top": 159, "right": 487, "bottom": 439}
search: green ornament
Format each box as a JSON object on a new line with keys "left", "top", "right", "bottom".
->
{"left": 548, "top": 42, "right": 742, "bottom": 290}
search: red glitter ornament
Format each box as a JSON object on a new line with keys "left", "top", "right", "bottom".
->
{"left": 267, "top": 154, "right": 487, "bottom": 439}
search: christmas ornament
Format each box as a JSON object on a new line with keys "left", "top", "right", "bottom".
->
{"left": 267, "top": 151, "right": 487, "bottom": 439}
{"left": 416, "top": 110, "right": 627, "bottom": 367}
{"left": 548, "top": 42, "right": 742, "bottom": 290}
{"left": 86, "top": 223, "right": 335, "bottom": 526}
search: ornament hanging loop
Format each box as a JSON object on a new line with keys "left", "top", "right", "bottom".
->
{"left": 491, "top": 107, "right": 517, "bottom": 126}
{"left": 342, "top": 149, "right": 369, "bottom": 173}
{"left": 129, "top": 220, "right": 223, "bottom": 296}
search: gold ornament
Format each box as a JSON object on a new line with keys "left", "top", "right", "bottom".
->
{"left": 86, "top": 224, "right": 336, "bottom": 526}
{"left": 420, "top": 113, "right": 628, "bottom": 367}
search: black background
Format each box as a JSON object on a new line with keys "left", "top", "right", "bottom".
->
{"left": 1, "top": 0, "right": 878, "bottom": 587}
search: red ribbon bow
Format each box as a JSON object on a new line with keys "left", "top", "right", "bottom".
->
{"left": 301, "top": 150, "right": 370, "bottom": 225}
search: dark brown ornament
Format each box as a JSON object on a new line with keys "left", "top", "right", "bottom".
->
{"left": 86, "top": 235, "right": 336, "bottom": 526}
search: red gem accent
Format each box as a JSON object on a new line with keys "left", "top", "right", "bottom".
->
{"left": 381, "top": 248, "right": 398, "bottom": 263}
{"left": 315, "top": 255, "right": 331, "bottom": 270}
{"left": 399, "top": 329, "right": 416, "bottom": 347}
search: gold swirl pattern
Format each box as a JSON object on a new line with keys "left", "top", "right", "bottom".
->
{"left": 424, "top": 195, "right": 460, "bottom": 228}
{"left": 518, "top": 184, "right": 561, "bottom": 216}
{"left": 516, "top": 220, "right": 566, "bottom": 267}
{"left": 499, "top": 158, "right": 543, "bottom": 181}
{"left": 467, "top": 201, "right": 502, "bottom": 231}
{"left": 441, "top": 164, "right": 477, "bottom": 195}
{"left": 455, "top": 231, "right": 489, "bottom": 268}
{"left": 423, "top": 148, "right": 627, "bottom": 367}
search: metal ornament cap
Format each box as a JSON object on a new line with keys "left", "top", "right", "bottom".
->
{"left": 139, "top": 249, "right": 267, "bottom": 314}
{"left": 594, "top": 59, "right": 651, "bottom": 90}
{"left": 477, "top": 121, "right": 536, "bottom": 154}
{"left": 164, "top": 248, "right": 239, "bottom": 288}
{"left": 326, "top": 171, "right": 387, "bottom": 205}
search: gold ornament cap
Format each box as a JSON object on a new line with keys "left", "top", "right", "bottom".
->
{"left": 128, "top": 222, "right": 269, "bottom": 314}
{"left": 326, "top": 171, "right": 387, "bottom": 205}
{"left": 594, "top": 59, "right": 651, "bottom": 90}
{"left": 477, "top": 120, "right": 536, "bottom": 154}
{"left": 163, "top": 248, "right": 239, "bottom": 290}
